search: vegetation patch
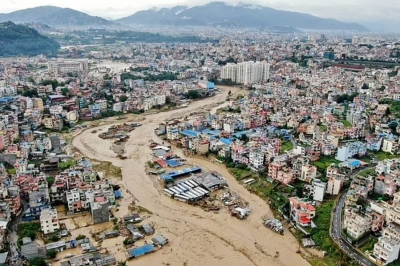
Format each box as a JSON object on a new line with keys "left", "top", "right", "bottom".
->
{"left": 93, "top": 161, "right": 122, "bottom": 179}
{"left": 281, "top": 141, "right": 294, "bottom": 153}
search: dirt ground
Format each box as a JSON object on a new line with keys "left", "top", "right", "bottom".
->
{"left": 70, "top": 86, "right": 311, "bottom": 266}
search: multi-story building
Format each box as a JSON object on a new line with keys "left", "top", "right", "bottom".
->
{"left": 326, "top": 166, "right": 345, "bottom": 195}
{"left": 300, "top": 164, "right": 317, "bottom": 183}
{"left": 289, "top": 197, "right": 315, "bottom": 227}
{"left": 249, "top": 149, "right": 264, "bottom": 170}
{"left": 91, "top": 198, "right": 110, "bottom": 224}
{"left": 312, "top": 179, "right": 327, "bottom": 202}
{"left": 343, "top": 209, "right": 372, "bottom": 240}
{"left": 373, "top": 237, "right": 400, "bottom": 265}
{"left": 335, "top": 141, "right": 367, "bottom": 162}
{"left": 221, "top": 63, "right": 237, "bottom": 82}
{"left": 40, "top": 209, "right": 60, "bottom": 234}
{"left": 48, "top": 60, "right": 88, "bottom": 74}
{"left": 66, "top": 189, "right": 82, "bottom": 212}
{"left": 221, "top": 61, "right": 270, "bottom": 85}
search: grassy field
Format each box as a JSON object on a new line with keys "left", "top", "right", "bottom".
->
{"left": 373, "top": 151, "right": 397, "bottom": 161}
{"left": 340, "top": 120, "right": 352, "bottom": 128}
{"left": 319, "top": 125, "right": 327, "bottom": 132}
{"left": 228, "top": 168, "right": 253, "bottom": 180}
{"left": 311, "top": 157, "right": 340, "bottom": 171}
{"left": 358, "top": 168, "right": 375, "bottom": 177}
{"left": 281, "top": 141, "right": 294, "bottom": 153}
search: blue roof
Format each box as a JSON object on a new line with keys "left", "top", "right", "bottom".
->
{"left": 0, "top": 97, "right": 13, "bottom": 102}
{"left": 170, "top": 129, "right": 179, "bottom": 133}
{"left": 128, "top": 244, "right": 155, "bottom": 258}
{"left": 181, "top": 130, "right": 200, "bottom": 138}
{"left": 233, "top": 130, "right": 251, "bottom": 138}
{"left": 219, "top": 138, "right": 232, "bottom": 145}
{"left": 114, "top": 190, "right": 123, "bottom": 198}
{"left": 161, "top": 166, "right": 201, "bottom": 180}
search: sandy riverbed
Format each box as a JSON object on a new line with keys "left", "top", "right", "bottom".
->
{"left": 71, "top": 86, "right": 311, "bottom": 266}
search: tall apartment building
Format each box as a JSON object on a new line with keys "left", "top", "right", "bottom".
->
{"left": 221, "top": 63, "right": 237, "bottom": 82}
{"left": 221, "top": 61, "right": 270, "bottom": 85}
{"left": 48, "top": 60, "right": 88, "bottom": 74}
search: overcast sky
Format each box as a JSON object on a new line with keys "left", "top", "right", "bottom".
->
{"left": 1, "top": 0, "right": 400, "bottom": 23}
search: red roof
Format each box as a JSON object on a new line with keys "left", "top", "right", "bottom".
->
{"left": 300, "top": 217, "right": 311, "bottom": 224}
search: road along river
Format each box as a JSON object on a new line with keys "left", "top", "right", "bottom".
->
{"left": 72, "top": 87, "right": 310, "bottom": 266}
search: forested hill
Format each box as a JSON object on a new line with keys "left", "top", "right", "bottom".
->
{"left": 0, "top": 21, "right": 60, "bottom": 57}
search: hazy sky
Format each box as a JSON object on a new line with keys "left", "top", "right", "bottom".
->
{"left": 1, "top": 0, "right": 400, "bottom": 23}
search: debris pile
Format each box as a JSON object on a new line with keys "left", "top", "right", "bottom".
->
{"left": 263, "top": 218, "right": 284, "bottom": 235}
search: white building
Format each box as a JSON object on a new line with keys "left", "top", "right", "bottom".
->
{"left": 113, "top": 102, "right": 123, "bottom": 112}
{"left": 48, "top": 60, "right": 88, "bottom": 74}
{"left": 221, "top": 63, "right": 237, "bottom": 81}
{"left": 49, "top": 105, "right": 63, "bottom": 116}
{"left": 335, "top": 142, "right": 367, "bottom": 162}
{"left": 221, "top": 61, "right": 270, "bottom": 85}
{"left": 249, "top": 149, "right": 264, "bottom": 169}
{"left": 374, "top": 237, "right": 400, "bottom": 265}
{"left": 66, "top": 189, "right": 81, "bottom": 212}
{"left": 40, "top": 208, "right": 60, "bottom": 234}
{"left": 293, "top": 146, "right": 306, "bottom": 156}
{"left": 312, "top": 179, "right": 327, "bottom": 202}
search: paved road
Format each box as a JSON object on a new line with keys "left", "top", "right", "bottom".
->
{"left": 331, "top": 167, "right": 376, "bottom": 266}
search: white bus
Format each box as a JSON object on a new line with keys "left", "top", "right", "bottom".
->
{"left": 190, "top": 189, "right": 203, "bottom": 198}
{"left": 163, "top": 189, "right": 174, "bottom": 197}
{"left": 197, "top": 187, "right": 210, "bottom": 196}
{"left": 188, "top": 180, "right": 199, "bottom": 187}
{"left": 174, "top": 194, "right": 189, "bottom": 202}
{"left": 243, "top": 178, "right": 256, "bottom": 186}
{"left": 180, "top": 183, "right": 192, "bottom": 191}
{"left": 183, "top": 181, "right": 195, "bottom": 188}
{"left": 177, "top": 184, "right": 189, "bottom": 193}
{"left": 194, "top": 187, "right": 206, "bottom": 196}
{"left": 170, "top": 187, "right": 182, "bottom": 195}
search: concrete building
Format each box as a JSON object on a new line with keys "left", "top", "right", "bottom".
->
{"left": 374, "top": 237, "right": 400, "bottom": 265}
{"left": 335, "top": 142, "right": 367, "bottom": 162}
{"left": 48, "top": 60, "right": 88, "bottom": 74}
{"left": 221, "top": 61, "right": 270, "bottom": 85}
{"left": 343, "top": 209, "right": 372, "bottom": 240}
{"left": 221, "top": 63, "right": 237, "bottom": 82}
{"left": 40, "top": 209, "right": 60, "bottom": 234}
{"left": 312, "top": 179, "right": 327, "bottom": 202}
{"left": 326, "top": 166, "right": 345, "bottom": 195}
{"left": 91, "top": 198, "right": 110, "bottom": 224}
{"left": 66, "top": 189, "right": 82, "bottom": 212}
{"left": 289, "top": 197, "right": 315, "bottom": 227}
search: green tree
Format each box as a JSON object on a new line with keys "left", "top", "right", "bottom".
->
{"left": 47, "top": 249, "right": 58, "bottom": 259}
{"left": 29, "top": 257, "right": 47, "bottom": 266}
{"left": 187, "top": 90, "right": 201, "bottom": 99}
{"left": 119, "top": 95, "right": 128, "bottom": 102}
{"left": 361, "top": 83, "right": 369, "bottom": 90}
{"left": 61, "top": 88, "right": 70, "bottom": 97}
{"left": 42, "top": 79, "right": 59, "bottom": 90}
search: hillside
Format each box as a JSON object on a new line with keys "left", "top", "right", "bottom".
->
{"left": 0, "top": 6, "right": 115, "bottom": 28}
{"left": 116, "top": 2, "right": 369, "bottom": 31}
{"left": 0, "top": 22, "right": 60, "bottom": 56}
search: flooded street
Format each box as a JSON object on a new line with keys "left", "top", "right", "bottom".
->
{"left": 71, "top": 86, "right": 310, "bottom": 266}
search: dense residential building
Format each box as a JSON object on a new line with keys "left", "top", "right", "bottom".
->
{"left": 40, "top": 208, "right": 60, "bottom": 234}
{"left": 289, "top": 197, "right": 316, "bottom": 227}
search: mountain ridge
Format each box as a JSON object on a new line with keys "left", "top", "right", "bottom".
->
{"left": 0, "top": 6, "right": 115, "bottom": 28}
{"left": 0, "top": 21, "right": 60, "bottom": 56}
{"left": 115, "top": 1, "right": 369, "bottom": 31}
